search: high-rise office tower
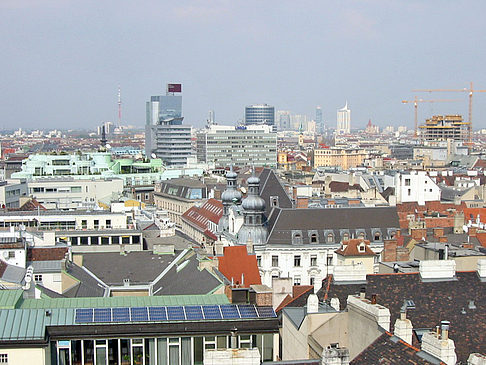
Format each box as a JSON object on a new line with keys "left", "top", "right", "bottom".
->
{"left": 336, "top": 102, "right": 351, "bottom": 134}
{"left": 244, "top": 104, "right": 275, "bottom": 126}
{"left": 276, "top": 110, "right": 291, "bottom": 131}
{"left": 316, "top": 106, "right": 324, "bottom": 133}
{"left": 145, "top": 83, "right": 192, "bottom": 166}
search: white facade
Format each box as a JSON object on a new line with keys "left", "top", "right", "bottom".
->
{"left": 0, "top": 179, "right": 28, "bottom": 208}
{"left": 255, "top": 243, "right": 383, "bottom": 291}
{"left": 28, "top": 178, "right": 124, "bottom": 210}
{"left": 395, "top": 171, "right": 441, "bottom": 205}
{"left": 336, "top": 102, "right": 351, "bottom": 134}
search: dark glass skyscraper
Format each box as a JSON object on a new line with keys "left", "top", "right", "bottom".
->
{"left": 244, "top": 104, "right": 275, "bottom": 126}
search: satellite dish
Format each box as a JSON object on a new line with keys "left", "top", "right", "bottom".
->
{"left": 151, "top": 153, "right": 156, "bottom": 159}
{"left": 106, "top": 144, "right": 111, "bottom": 149}
{"left": 3, "top": 251, "right": 9, "bottom": 259}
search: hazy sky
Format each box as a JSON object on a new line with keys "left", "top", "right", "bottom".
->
{"left": 1, "top": 0, "right": 485, "bottom": 130}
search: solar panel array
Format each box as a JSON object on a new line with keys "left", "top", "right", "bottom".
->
{"left": 74, "top": 304, "right": 276, "bottom": 324}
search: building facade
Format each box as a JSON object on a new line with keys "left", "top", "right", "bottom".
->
{"left": 336, "top": 102, "right": 351, "bottom": 134}
{"left": 244, "top": 104, "right": 275, "bottom": 126}
{"left": 313, "top": 147, "right": 368, "bottom": 169}
{"left": 196, "top": 125, "right": 277, "bottom": 168}
{"left": 419, "top": 115, "right": 469, "bottom": 141}
{"left": 145, "top": 84, "right": 192, "bottom": 166}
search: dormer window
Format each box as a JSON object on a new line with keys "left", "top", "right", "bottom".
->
{"left": 310, "top": 233, "right": 318, "bottom": 243}
{"left": 343, "top": 232, "right": 349, "bottom": 241}
{"left": 359, "top": 244, "right": 365, "bottom": 253}
{"left": 358, "top": 232, "right": 365, "bottom": 240}
{"left": 327, "top": 233, "right": 334, "bottom": 243}
{"left": 374, "top": 232, "right": 381, "bottom": 241}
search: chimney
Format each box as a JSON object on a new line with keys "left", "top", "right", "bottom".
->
{"left": 394, "top": 308, "right": 413, "bottom": 345}
{"left": 321, "top": 344, "right": 350, "bottom": 365}
{"left": 477, "top": 259, "right": 486, "bottom": 280}
{"left": 330, "top": 297, "right": 340, "bottom": 312}
{"left": 307, "top": 293, "right": 319, "bottom": 314}
{"left": 469, "top": 226, "right": 478, "bottom": 237}
{"left": 419, "top": 260, "right": 456, "bottom": 281}
{"left": 371, "top": 294, "right": 377, "bottom": 305}
{"left": 421, "top": 321, "right": 457, "bottom": 365}
{"left": 467, "top": 353, "right": 486, "bottom": 365}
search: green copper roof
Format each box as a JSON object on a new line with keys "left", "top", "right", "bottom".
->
{"left": 19, "top": 294, "right": 229, "bottom": 309}
{"left": 0, "top": 290, "right": 23, "bottom": 309}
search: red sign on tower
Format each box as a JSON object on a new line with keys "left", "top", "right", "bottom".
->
{"left": 167, "top": 83, "right": 182, "bottom": 93}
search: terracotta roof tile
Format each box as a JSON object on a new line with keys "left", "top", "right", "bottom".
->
{"left": 27, "top": 247, "right": 68, "bottom": 261}
{"left": 217, "top": 246, "right": 261, "bottom": 288}
{"left": 335, "top": 239, "right": 376, "bottom": 257}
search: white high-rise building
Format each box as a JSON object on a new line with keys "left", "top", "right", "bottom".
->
{"left": 336, "top": 102, "right": 351, "bottom": 134}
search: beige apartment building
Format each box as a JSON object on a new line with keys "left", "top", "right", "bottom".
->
{"left": 313, "top": 147, "right": 368, "bottom": 169}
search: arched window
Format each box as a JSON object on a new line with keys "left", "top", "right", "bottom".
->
{"left": 358, "top": 232, "right": 365, "bottom": 239}
{"left": 327, "top": 233, "right": 334, "bottom": 243}
{"left": 310, "top": 234, "right": 318, "bottom": 243}
{"left": 390, "top": 231, "right": 396, "bottom": 239}
{"left": 343, "top": 233, "right": 349, "bottom": 241}
{"left": 374, "top": 232, "right": 381, "bottom": 241}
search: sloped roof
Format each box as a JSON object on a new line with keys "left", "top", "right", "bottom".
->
{"left": 259, "top": 168, "right": 293, "bottom": 217}
{"left": 336, "top": 239, "right": 376, "bottom": 257}
{"left": 317, "top": 271, "right": 486, "bottom": 363}
{"left": 181, "top": 198, "right": 223, "bottom": 234}
{"left": 351, "top": 331, "right": 445, "bottom": 365}
{"left": 267, "top": 207, "right": 399, "bottom": 245}
{"left": 217, "top": 246, "right": 261, "bottom": 288}
{"left": 275, "top": 285, "right": 313, "bottom": 313}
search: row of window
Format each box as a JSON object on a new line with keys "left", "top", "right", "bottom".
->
{"left": 55, "top": 334, "right": 273, "bottom": 365}
{"left": 69, "top": 236, "right": 140, "bottom": 245}
{"left": 294, "top": 230, "right": 387, "bottom": 244}
{"left": 259, "top": 255, "right": 333, "bottom": 268}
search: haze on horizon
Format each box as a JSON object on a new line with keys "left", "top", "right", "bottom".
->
{"left": 0, "top": 0, "right": 485, "bottom": 131}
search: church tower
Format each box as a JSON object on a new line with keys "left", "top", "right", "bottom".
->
{"left": 237, "top": 173, "right": 267, "bottom": 246}
{"left": 218, "top": 167, "right": 242, "bottom": 233}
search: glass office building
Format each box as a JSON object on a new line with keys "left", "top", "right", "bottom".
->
{"left": 244, "top": 104, "right": 275, "bottom": 126}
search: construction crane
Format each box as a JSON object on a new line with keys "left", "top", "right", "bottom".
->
{"left": 413, "top": 82, "right": 486, "bottom": 145}
{"left": 402, "top": 97, "right": 459, "bottom": 137}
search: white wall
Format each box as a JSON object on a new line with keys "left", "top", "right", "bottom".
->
{"left": 396, "top": 172, "right": 441, "bottom": 205}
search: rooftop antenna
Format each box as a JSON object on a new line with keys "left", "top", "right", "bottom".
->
{"left": 117, "top": 85, "right": 122, "bottom": 128}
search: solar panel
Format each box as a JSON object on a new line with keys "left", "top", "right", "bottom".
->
{"left": 184, "top": 305, "right": 204, "bottom": 320}
{"left": 131, "top": 307, "right": 149, "bottom": 321}
{"left": 220, "top": 305, "right": 240, "bottom": 319}
{"left": 112, "top": 307, "right": 130, "bottom": 322}
{"left": 75, "top": 308, "right": 93, "bottom": 323}
{"left": 167, "top": 306, "right": 185, "bottom": 321}
{"left": 202, "top": 305, "right": 222, "bottom": 320}
{"left": 238, "top": 305, "right": 258, "bottom": 318}
{"left": 149, "top": 306, "right": 167, "bottom": 321}
{"left": 256, "top": 306, "right": 276, "bottom": 318}
{"left": 94, "top": 308, "right": 112, "bottom": 323}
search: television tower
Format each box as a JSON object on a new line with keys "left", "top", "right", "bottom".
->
{"left": 117, "top": 85, "right": 122, "bottom": 127}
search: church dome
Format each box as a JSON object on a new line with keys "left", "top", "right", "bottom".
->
{"left": 242, "top": 194, "right": 265, "bottom": 211}
{"left": 222, "top": 188, "right": 242, "bottom": 204}
{"left": 247, "top": 175, "right": 260, "bottom": 185}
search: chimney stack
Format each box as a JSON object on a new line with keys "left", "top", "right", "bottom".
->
{"left": 371, "top": 294, "right": 377, "bottom": 305}
{"left": 421, "top": 321, "right": 457, "bottom": 365}
{"left": 394, "top": 308, "right": 413, "bottom": 345}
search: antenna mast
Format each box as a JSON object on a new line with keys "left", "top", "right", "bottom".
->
{"left": 117, "top": 85, "right": 122, "bottom": 127}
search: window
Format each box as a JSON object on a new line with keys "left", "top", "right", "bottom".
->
{"left": 405, "top": 178, "right": 411, "bottom": 186}
{"left": 34, "top": 274, "right": 43, "bottom": 282}
{"left": 294, "top": 255, "right": 301, "bottom": 267}
{"left": 374, "top": 232, "right": 381, "bottom": 241}
{"left": 8, "top": 251, "right": 14, "bottom": 259}
{"left": 0, "top": 354, "right": 7, "bottom": 364}
{"left": 106, "top": 219, "right": 111, "bottom": 228}
{"left": 310, "top": 277, "right": 315, "bottom": 286}
{"left": 342, "top": 232, "right": 349, "bottom": 241}
{"left": 294, "top": 276, "right": 301, "bottom": 285}
{"left": 310, "top": 233, "right": 318, "bottom": 243}
{"left": 81, "top": 220, "right": 87, "bottom": 229}
{"left": 358, "top": 232, "right": 365, "bottom": 239}
{"left": 327, "top": 256, "right": 333, "bottom": 266}
{"left": 407, "top": 188, "right": 411, "bottom": 196}
{"left": 256, "top": 256, "right": 261, "bottom": 266}
{"left": 94, "top": 220, "right": 99, "bottom": 229}
{"left": 310, "top": 255, "right": 317, "bottom": 266}
{"left": 359, "top": 244, "right": 365, "bottom": 252}
{"left": 327, "top": 233, "right": 334, "bottom": 243}
{"left": 272, "top": 255, "right": 278, "bottom": 267}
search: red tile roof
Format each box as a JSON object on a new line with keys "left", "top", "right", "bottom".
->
{"left": 276, "top": 285, "right": 314, "bottom": 312}
{"left": 464, "top": 208, "right": 486, "bottom": 224}
{"left": 336, "top": 239, "right": 376, "bottom": 257}
{"left": 27, "top": 247, "right": 68, "bottom": 261}
{"left": 181, "top": 198, "right": 223, "bottom": 233}
{"left": 217, "top": 246, "right": 261, "bottom": 288}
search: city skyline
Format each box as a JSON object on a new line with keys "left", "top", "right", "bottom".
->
{"left": 0, "top": 1, "right": 485, "bottom": 130}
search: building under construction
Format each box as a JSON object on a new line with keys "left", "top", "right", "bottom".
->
{"left": 419, "top": 115, "right": 470, "bottom": 141}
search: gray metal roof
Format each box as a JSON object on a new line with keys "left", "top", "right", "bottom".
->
{"left": 2, "top": 265, "right": 26, "bottom": 284}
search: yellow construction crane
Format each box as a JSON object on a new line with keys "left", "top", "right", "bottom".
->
{"left": 413, "top": 81, "right": 486, "bottom": 145}
{"left": 402, "top": 97, "right": 459, "bottom": 137}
